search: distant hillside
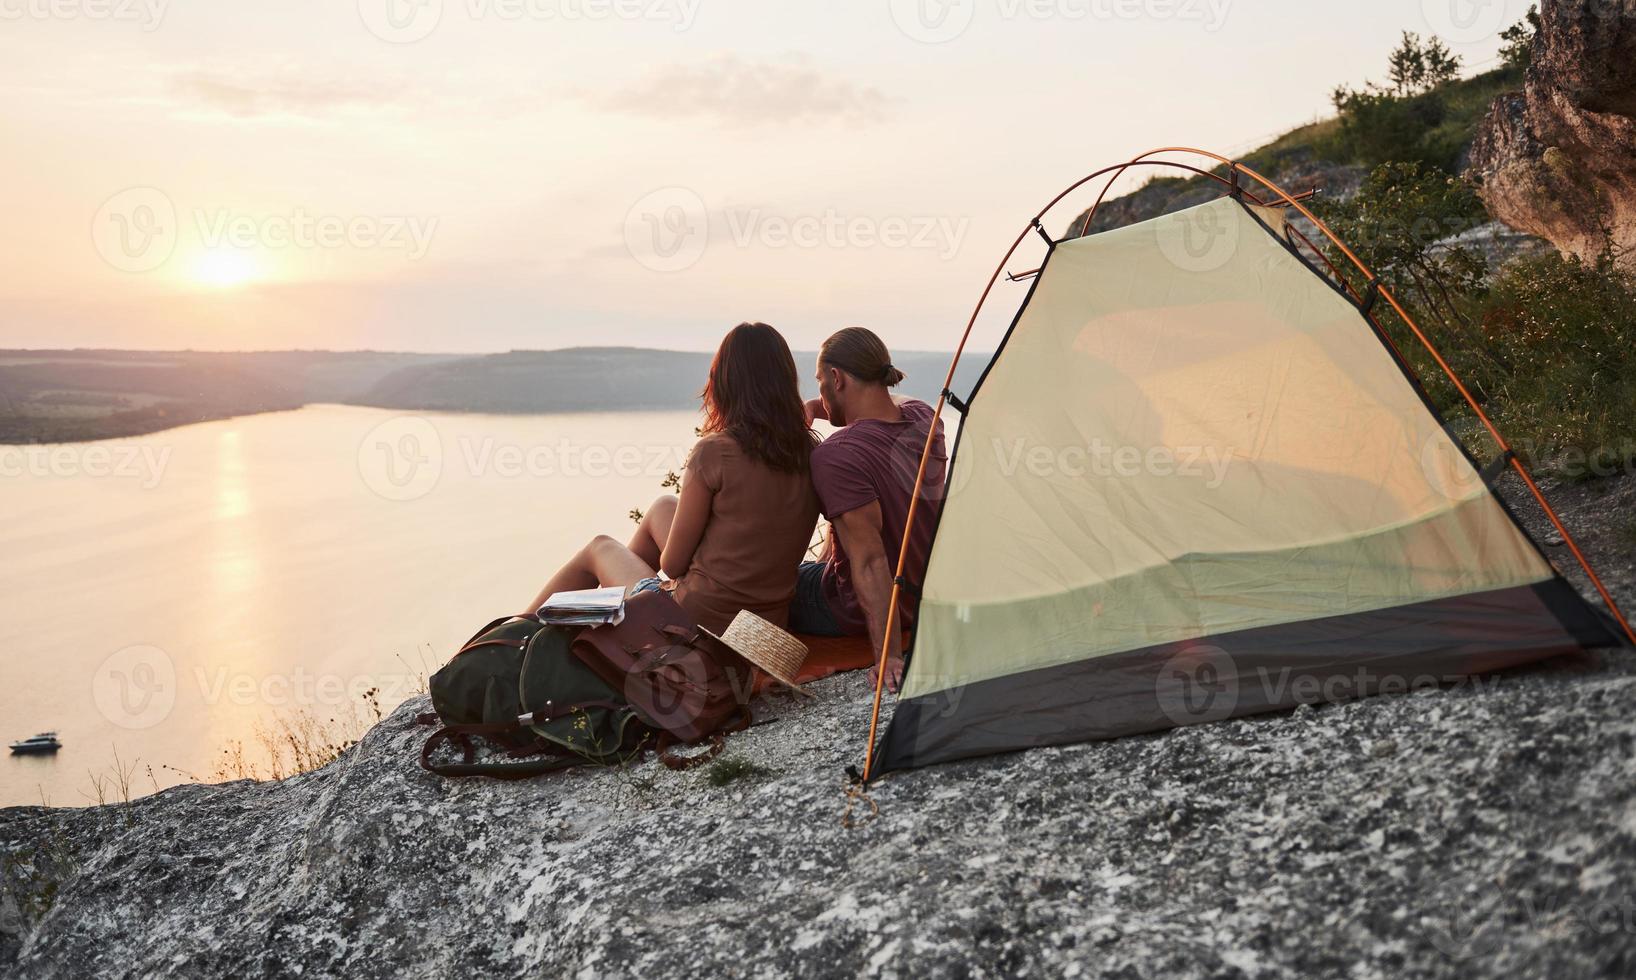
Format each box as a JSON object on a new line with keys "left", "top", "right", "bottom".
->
{"left": 0, "top": 348, "right": 988, "bottom": 443}
{"left": 354, "top": 347, "right": 990, "bottom": 415}
{"left": 1065, "top": 65, "right": 1527, "bottom": 236}
{"left": 0, "top": 350, "right": 469, "bottom": 443}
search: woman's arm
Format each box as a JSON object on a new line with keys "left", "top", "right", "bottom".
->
{"left": 659, "top": 458, "right": 713, "bottom": 579}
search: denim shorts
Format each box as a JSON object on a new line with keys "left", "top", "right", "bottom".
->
{"left": 787, "top": 561, "right": 846, "bottom": 637}
{"left": 630, "top": 576, "right": 665, "bottom": 596}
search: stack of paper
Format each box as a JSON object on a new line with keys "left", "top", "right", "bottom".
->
{"left": 536, "top": 585, "right": 627, "bottom": 627}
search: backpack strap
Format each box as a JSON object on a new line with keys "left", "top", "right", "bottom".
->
{"left": 654, "top": 705, "right": 752, "bottom": 771}
{"left": 419, "top": 698, "right": 632, "bottom": 777}
{"left": 418, "top": 728, "right": 584, "bottom": 779}
{"left": 656, "top": 730, "right": 724, "bottom": 770}
{"left": 458, "top": 614, "right": 539, "bottom": 650}
{"left": 456, "top": 636, "right": 531, "bottom": 656}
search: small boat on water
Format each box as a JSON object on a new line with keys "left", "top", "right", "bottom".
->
{"left": 9, "top": 732, "right": 62, "bottom": 755}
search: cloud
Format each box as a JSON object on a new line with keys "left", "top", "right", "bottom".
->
{"left": 592, "top": 55, "right": 888, "bottom": 127}
{"left": 169, "top": 71, "right": 405, "bottom": 119}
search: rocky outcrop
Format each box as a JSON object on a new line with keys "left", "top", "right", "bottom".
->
{"left": 4, "top": 472, "right": 1635, "bottom": 979}
{"left": 5, "top": 602, "right": 1636, "bottom": 972}
{"left": 1062, "top": 150, "right": 1364, "bottom": 238}
{"left": 1467, "top": 0, "right": 1636, "bottom": 267}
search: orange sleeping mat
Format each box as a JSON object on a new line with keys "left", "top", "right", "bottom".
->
{"left": 749, "top": 632, "right": 907, "bottom": 695}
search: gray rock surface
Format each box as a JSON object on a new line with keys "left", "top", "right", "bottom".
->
{"left": 4, "top": 475, "right": 1635, "bottom": 979}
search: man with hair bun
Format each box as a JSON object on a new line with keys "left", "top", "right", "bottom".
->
{"left": 790, "top": 327, "right": 946, "bottom": 691}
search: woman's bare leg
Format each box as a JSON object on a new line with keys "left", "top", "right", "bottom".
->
{"left": 523, "top": 535, "right": 656, "bottom": 615}
{"left": 627, "top": 494, "right": 679, "bottom": 568}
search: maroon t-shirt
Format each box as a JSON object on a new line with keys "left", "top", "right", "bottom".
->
{"left": 810, "top": 399, "right": 947, "bottom": 635}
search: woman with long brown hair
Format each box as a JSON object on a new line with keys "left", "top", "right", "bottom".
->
{"left": 524, "top": 322, "right": 820, "bottom": 633}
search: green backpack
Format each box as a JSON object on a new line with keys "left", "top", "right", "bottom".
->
{"left": 419, "top": 616, "right": 652, "bottom": 778}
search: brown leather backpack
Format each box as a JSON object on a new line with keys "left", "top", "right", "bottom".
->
{"left": 571, "top": 590, "right": 756, "bottom": 769}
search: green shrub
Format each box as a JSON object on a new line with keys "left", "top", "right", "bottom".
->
{"left": 1326, "top": 87, "right": 1456, "bottom": 170}
{"left": 1500, "top": 6, "right": 1540, "bottom": 71}
{"left": 1315, "top": 162, "right": 1494, "bottom": 413}
{"left": 1315, "top": 162, "right": 1636, "bottom": 479}
{"left": 1475, "top": 253, "right": 1636, "bottom": 476}
{"left": 705, "top": 755, "right": 767, "bottom": 787}
{"left": 1322, "top": 32, "right": 1524, "bottom": 172}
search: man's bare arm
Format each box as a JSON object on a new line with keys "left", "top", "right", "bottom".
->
{"left": 830, "top": 502, "right": 904, "bottom": 691}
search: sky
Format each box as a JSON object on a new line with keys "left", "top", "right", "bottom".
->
{"left": 0, "top": 0, "right": 1528, "bottom": 353}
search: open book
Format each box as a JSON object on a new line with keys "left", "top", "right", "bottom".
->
{"left": 536, "top": 585, "right": 627, "bottom": 627}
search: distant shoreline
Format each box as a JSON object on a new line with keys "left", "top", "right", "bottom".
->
{"left": 0, "top": 407, "right": 275, "bottom": 446}
{"left": 0, "top": 402, "right": 710, "bottom": 446}
{"left": 0, "top": 347, "right": 985, "bottom": 445}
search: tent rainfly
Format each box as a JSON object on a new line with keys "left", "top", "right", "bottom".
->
{"left": 861, "top": 148, "right": 1636, "bottom": 780}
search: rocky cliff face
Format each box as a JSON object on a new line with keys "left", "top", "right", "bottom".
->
{"left": 1468, "top": 0, "right": 1636, "bottom": 268}
{"left": 4, "top": 473, "right": 1635, "bottom": 979}
{"left": 8, "top": 654, "right": 1636, "bottom": 979}
{"left": 1062, "top": 150, "right": 1364, "bottom": 239}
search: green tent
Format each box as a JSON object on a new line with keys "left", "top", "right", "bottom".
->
{"left": 867, "top": 154, "right": 1633, "bottom": 777}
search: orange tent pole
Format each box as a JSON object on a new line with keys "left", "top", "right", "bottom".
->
{"left": 1133, "top": 146, "right": 1634, "bottom": 646}
{"left": 859, "top": 157, "right": 1261, "bottom": 782}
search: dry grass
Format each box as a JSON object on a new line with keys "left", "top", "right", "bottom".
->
{"left": 79, "top": 744, "right": 159, "bottom": 806}
{"left": 208, "top": 687, "right": 387, "bottom": 782}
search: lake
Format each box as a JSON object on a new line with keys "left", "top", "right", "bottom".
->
{"left": 0, "top": 405, "right": 742, "bottom": 807}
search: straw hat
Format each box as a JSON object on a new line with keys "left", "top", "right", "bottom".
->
{"left": 704, "top": 610, "right": 812, "bottom": 697}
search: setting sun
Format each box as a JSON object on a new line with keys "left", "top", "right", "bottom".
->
{"left": 191, "top": 248, "right": 257, "bottom": 288}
